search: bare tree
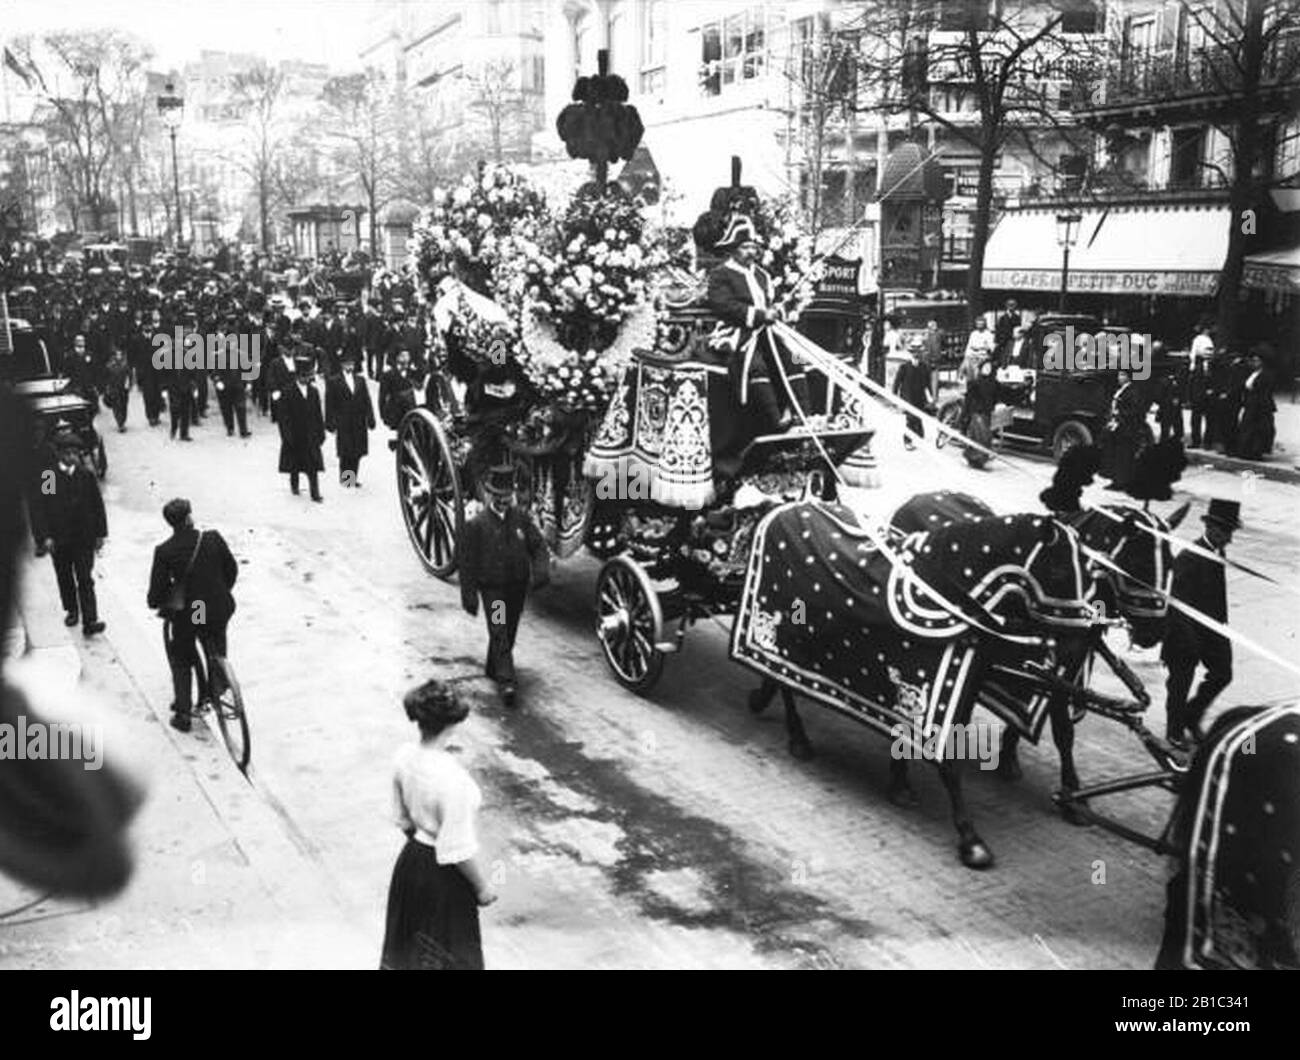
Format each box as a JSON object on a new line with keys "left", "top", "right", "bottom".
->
{"left": 231, "top": 62, "right": 286, "bottom": 250}
{"left": 855, "top": 1, "right": 1101, "bottom": 319}
{"left": 1167, "top": 0, "right": 1300, "bottom": 346}
{"left": 320, "top": 70, "right": 400, "bottom": 253}
{"left": 465, "top": 59, "right": 526, "bottom": 166}
{"left": 8, "top": 31, "right": 152, "bottom": 234}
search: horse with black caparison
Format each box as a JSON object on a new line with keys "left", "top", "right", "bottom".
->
{"left": 735, "top": 491, "right": 1100, "bottom": 869}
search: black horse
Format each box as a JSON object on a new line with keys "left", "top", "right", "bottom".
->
{"left": 735, "top": 493, "right": 1098, "bottom": 869}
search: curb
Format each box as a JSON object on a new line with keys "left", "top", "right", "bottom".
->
{"left": 1184, "top": 450, "right": 1300, "bottom": 485}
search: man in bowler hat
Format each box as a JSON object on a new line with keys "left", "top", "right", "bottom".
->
{"left": 28, "top": 431, "right": 107, "bottom": 635}
{"left": 1163, "top": 498, "right": 1240, "bottom": 746}
{"left": 457, "top": 466, "right": 550, "bottom": 707}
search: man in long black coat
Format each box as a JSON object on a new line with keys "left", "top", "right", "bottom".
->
{"left": 278, "top": 355, "right": 325, "bottom": 501}
{"left": 28, "top": 431, "right": 108, "bottom": 635}
{"left": 263, "top": 337, "right": 298, "bottom": 426}
{"left": 1234, "top": 352, "right": 1276, "bottom": 461}
{"left": 325, "top": 351, "right": 375, "bottom": 487}
{"left": 145, "top": 498, "right": 238, "bottom": 733}
{"left": 1162, "top": 499, "right": 1238, "bottom": 745}
{"left": 892, "top": 338, "right": 933, "bottom": 449}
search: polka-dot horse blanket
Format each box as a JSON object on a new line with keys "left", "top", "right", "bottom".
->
{"left": 1158, "top": 704, "right": 1300, "bottom": 969}
{"left": 730, "top": 496, "right": 1095, "bottom": 759}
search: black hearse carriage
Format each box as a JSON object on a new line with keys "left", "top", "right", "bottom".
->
{"left": 945, "top": 312, "right": 1184, "bottom": 463}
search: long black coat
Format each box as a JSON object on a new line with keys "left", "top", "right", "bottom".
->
{"left": 28, "top": 464, "right": 107, "bottom": 550}
{"left": 146, "top": 527, "right": 238, "bottom": 628}
{"left": 278, "top": 382, "right": 326, "bottom": 473}
{"left": 325, "top": 372, "right": 375, "bottom": 461}
{"left": 1162, "top": 536, "right": 1228, "bottom": 662}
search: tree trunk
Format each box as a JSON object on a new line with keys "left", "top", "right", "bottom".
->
{"left": 260, "top": 171, "right": 271, "bottom": 250}
{"left": 965, "top": 127, "right": 998, "bottom": 328}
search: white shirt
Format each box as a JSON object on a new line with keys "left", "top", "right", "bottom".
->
{"left": 391, "top": 743, "right": 482, "bottom": 865}
{"left": 341, "top": 371, "right": 355, "bottom": 393}
{"left": 296, "top": 381, "right": 309, "bottom": 399}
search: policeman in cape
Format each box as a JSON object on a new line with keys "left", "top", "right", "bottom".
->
{"left": 706, "top": 214, "right": 810, "bottom": 433}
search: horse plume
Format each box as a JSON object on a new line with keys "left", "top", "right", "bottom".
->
{"left": 1126, "top": 439, "right": 1187, "bottom": 504}
{"left": 1040, "top": 444, "right": 1101, "bottom": 515}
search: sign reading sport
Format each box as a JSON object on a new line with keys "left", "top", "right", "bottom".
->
{"left": 982, "top": 268, "right": 1220, "bottom": 296}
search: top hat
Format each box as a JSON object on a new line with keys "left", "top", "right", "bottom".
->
{"left": 714, "top": 214, "right": 760, "bottom": 252}
{"left": 482, "top": 464, "right": 517, "bottom": 497}
{"left": 1202, "top": 498, "right": 1241, "bottom": 530}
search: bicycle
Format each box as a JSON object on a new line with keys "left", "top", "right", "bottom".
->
{"left": 163, "top": 619, "right": 251, "bottom": 774}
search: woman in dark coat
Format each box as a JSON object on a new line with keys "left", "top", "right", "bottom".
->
{"left": 325, "top": 350, "right": 376, "bottom": 487}
{"left": 277, "top": 356, "right": 326, "bottom": 501}
{"left": 1233, "top": 353, "right": 1276, "bottom": 461}
{"left": 381, "top": 679, "right": 496, "bottom": 970}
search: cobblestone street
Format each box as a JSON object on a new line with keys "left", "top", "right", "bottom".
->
{"left": 5, "top": 392, "right": 1295, "bottom": 969}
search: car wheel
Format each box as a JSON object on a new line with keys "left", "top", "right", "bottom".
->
{"left": 1052, "top": 420, "right": 1094, "bottom": 463}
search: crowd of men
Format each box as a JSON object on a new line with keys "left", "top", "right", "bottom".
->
{"left": 2, "top": 241, "right": 441, "bottom": 480}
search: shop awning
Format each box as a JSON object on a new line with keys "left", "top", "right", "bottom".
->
{"left": 1242, "top": 244, "right": 1300, "bottom": 293}
{"left": 640, "top": 111, "right": 793, "bottom": 228}
{"left": 982, "top": 204, "right": 1231, "bottom": 297}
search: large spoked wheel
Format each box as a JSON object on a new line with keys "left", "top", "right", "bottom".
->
{"left": 397, "top": 408, "right": 463, "bottom": 579}
{"left": 595, "top": 555, "right": 665, "bottom": 693}
{"left": 935, "top": 399, "right": 962, "bottom": 450}
{"left": 207, "top": 654, "right": 250, "bottom": 775}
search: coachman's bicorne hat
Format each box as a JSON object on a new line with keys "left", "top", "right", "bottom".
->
{"left": 714, "top": 214, "right": 761, "bottom": 253}
{"left": 483, "top": 464, "right": 517, "bottom": 497}
{"left": 1202, "top": 498, "right": 1241, "bottom": 530}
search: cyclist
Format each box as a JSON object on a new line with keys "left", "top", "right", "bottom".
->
{"left": 146, "top": 498, "right": 238, "bottom": 733}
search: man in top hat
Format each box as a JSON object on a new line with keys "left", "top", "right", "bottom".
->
{"left": 325, "top": 348, "right": 376, "bottom": 487}
{"left": 361, "top": 297, "right": 388, "bottom": 379}
{"left": 28, "top": 430, "right": 108, "bottom": 636}
{"left": 277, "top": 355, "right": 326, "bottom": 501}
{"left": 892, "top": 337, "right": 934, "bottom": 450}
{"left": 213, "top": 317, "right": 252, "bottom": 439}
{"left": 1162, "top": 499, "right": 1240, "bottom": 747}
{"left": 706, "top": 214, "right": 809, "bottom": 432}
{"left": 166, "top": 316, "right": 197, "bottom": 441}
{"left": 457, "top": 465, "right": 550, "bottom": 708}
{"left": 264, "top": 328, "right": 299, "bottom": 426}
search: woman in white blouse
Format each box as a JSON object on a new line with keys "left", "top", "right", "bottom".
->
{"left": 380, "top": 679, "right": 496, "bottom": 969}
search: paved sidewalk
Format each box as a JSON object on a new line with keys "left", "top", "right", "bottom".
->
{"left": 1, "top": 554, "right": 373, "bottom": 969}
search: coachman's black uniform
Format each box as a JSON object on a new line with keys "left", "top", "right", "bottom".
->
{"left": 324, "top": 369, "right": 375, "bottom": 483}
{"left": 457, "top": 506, "right": 549, "bottom": 688}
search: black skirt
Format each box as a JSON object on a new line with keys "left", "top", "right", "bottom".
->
{"left": 380, "top": 839, "right": 483, "bottom": 970}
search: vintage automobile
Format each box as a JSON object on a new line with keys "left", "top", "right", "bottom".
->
{"left": 939, "top": 312, "right": 1183, "bottom": 463}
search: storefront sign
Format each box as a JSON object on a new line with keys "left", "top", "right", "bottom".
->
{"left": 982, "top": 268, "right": 1220, "bottom": 296}
{"left": 1242, "top": 261, "right": 1300, "bottom": 293}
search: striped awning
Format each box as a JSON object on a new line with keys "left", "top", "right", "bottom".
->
{"left": 1242, "top": 244, "right": 1300, "bottom": 293}
{"left": 983, "top": 203, "right": 1231, "bottom": 297}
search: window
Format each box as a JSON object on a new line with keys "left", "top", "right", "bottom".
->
{"left": 937, "top": 1, "right": 999, "bottom": 33}
{"left": 485, "top": 0, "right": 502, "bottom": 36}
{"left": 1059, "top": 1, "right": 1101, "bottom": 35}
{"left": 700, "top": 7, "right": 767, "bottom": 96}
{"left": 640, "top": 0, "right": 666, "bottom": 94}
{"left": 1169, "top": 127, "right": 1206, "bottom": 189}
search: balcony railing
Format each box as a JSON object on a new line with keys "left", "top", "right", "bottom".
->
{"left": 1079, "top": 36, "right": 1300, "bottom": 111}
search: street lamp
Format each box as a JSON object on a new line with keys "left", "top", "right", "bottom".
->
{"left": 156, "top": 82, "right": 184, "bottom": 248}
{"left": 1056, "top": 211, "right": 1082, "bottom": 312}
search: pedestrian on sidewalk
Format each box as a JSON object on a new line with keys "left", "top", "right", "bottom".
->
{"left": 146, "top": 499, "right": 238, "bottom": 734}
{"left": 325, "top": 349, "right": 376, "bottom": 487}
{"left": 1234, "top": 348, "right": 1276, "bottom": 461}
{"left": 893, "top": 338, "right": 933, "bottom": 450}
{"left": 381, "top": 678, "right": 496, "bottom": 970}
{"left": 278, "top": 355, "right": 326, "bottom": 502}
{"left": 457, "top": 466, "right": 550, "bottom": 708}
{"left": 1187, "top": 353, "right": 1209, "bottom": 448}
{"left": 28, "top": 431, "right": 107, "bottom": 636}
{"left": 1162, "top": 499, "right": 1239, "bottom": 748}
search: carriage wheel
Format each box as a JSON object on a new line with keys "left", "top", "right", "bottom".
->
{"left": 1052, "top": 419, "right": 1094, "bottom": 463}
{"left": 397, "top": 408, "right": 463, "bottom": 579}
{"left": 595, "top": 556, "right": 665, "bottom": 693}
